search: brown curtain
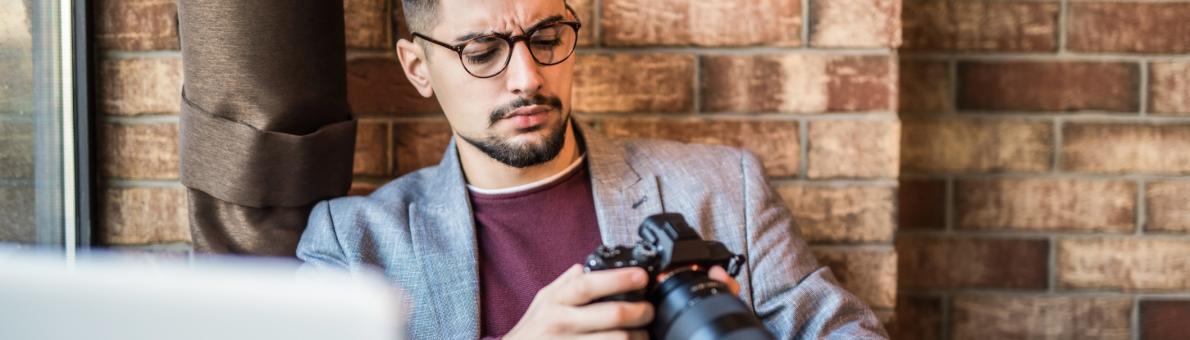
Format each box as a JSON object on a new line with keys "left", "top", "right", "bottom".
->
{"left": 177, "top": 1, "right": 356, "bottom": 256}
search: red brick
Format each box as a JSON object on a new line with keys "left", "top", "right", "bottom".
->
{"left": 347, "top": 58, "right": 442, "bottom": 115}
{"left": 99, "top": 58, "right": 183, "bottom": 116}
{"left": 902, "top": 1, "right": 1059, "bottom": 52}
{"left": 0, "top": 187, "right": 35, "bottom": 243}
{"left": 1147, "top": 181, "right": 1190, "bottom": 233}
{"left": 1062, "top": 123, "right": 1190, "bottom": 175}
{"left": 898, "top": 178, "right": 946, "bottom": 230}
{"left": 956, "top": 179, "right": 1135, "bottom": 233}
{"left": 1068, "top": 3, "right": 1190, "bottom": 54}
{"left": 1150, "top": 62, "right": 1190, "bottom": 115}
{"left": 776, "top": 185, "right": 895, "bottom": 243}
{"left": 100, "top": 123, "right": 179, "bottom": 180}
{"left": 811, "top": 247, "right": 897, "bottom": 309}
{"left": 95, "top": 0, "right": 179, "bottom": 51}
{"left": 701, "top": 54, "right": 896, "bottom": 113}
{"left": 958, "top": 61, "right": 1139, "bottom": 112}
{"left": 1141, "top": 300, "right": 1190, "bottom": 340}
{"left": 572, "top": 54, "right": 695, "bottom": 113}
{"left": 349, "top": 181, "right": 381, "bottom": 196}
{"left": 899, "top": 60, "right": 952, "bottom": 114}
{"left": 951, "top": 295, "right": 1132, "bottom": 340}
{"left": 0, "top": 121, "right": 33, "bottom": 178}
{"left": 1058, "top": 239, "right": 1190, "bottom": 290}
{"left": 393, "top": 119, "right": 453, "bottom": 176}
{"left": 600, "top": 0, "right": 801, "bottom": 47}
{"left": 885, "top": 295, "right": 943, "bottom": 340}
{"left": 811, "top": 0, "right": 901, "bottom": 48}
{"left": 901, "top": 118, "right": 1052, "bottom": 173}
{"left": 101, "top": 187, "right": 190, "bottom": 245}
{"left": 897, "top": 235, "right": 1048, "bottom": 290}
{"left": 600, "top": 117, "right": 799, "bottom": 177}
{"left": 353, "top": 121, "right": 389, "bottom": 176}
{"left": 807, "top": 120, "right": 900, "bottom": 179}
{"left": 344, "top": 0, "right": 388, "bottom": 49}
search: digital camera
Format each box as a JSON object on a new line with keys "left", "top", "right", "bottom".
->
{"left": 583, "top": 213, "right": 775, "bottom": 340}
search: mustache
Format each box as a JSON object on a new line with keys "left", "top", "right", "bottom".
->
{"left": 488, "top": 95, "right": 564, "bottom": 127}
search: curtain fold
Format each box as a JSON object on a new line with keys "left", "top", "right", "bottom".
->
{"left": 178, "top": 0, "right": 355, "bottom": 255}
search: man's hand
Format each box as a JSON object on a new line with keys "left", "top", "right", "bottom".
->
{"left": 503, "top": 265, "right": 654, "bottom": 340}
{"left": 709, "top": 265, "right": 742, "bottom": 295}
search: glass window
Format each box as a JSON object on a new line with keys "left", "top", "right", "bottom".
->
{"left": 0, "top": 0, "right": 91, "bottom": 255}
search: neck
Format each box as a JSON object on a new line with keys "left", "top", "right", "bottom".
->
{"left": 456, "top": 122, "right": 581, "bottom": 190}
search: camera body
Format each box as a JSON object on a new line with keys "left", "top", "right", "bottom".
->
{"left": 583, "top": 213, "right": 774, "bottom": 340}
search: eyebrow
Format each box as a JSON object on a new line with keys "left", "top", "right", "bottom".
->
{"left": 453, "top": 14, "right": 566, "bottom": 43}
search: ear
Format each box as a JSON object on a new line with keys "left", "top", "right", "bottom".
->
{"left": 396, "top": 39, "right": 435, "bottom": 98}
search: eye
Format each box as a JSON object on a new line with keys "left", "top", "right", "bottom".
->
{"left": 530, "top": 37, "right": 562, "bottom": 48}
{"left": 462, "top": 37, "right": 502, "bottom": 63}
{"left": 465, "top": 49, "right": 498, "bottom": 63}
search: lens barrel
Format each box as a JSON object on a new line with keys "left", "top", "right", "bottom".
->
{"left": 649, "top": 270, "right": 774, "bottom": 340}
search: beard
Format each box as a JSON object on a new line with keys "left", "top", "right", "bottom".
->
{"left": 457, "top": 95, "right": 570, "bottom": 169}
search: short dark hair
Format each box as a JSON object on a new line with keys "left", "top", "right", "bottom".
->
{"left": 395, "top": 0, "right": 439, "bottom": 37}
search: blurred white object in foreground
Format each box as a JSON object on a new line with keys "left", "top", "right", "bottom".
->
{"left": 0, "top": 248, "right": 405, "bottom": 340}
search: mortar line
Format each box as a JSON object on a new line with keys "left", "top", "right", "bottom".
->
{"left": 693, "top": 55, "right": 702, "bottom": 113}
{"left": 802, "top": 0, "right": 812, "bottom": 47}
{"left": 593, "top": 0, "right": 603, "bottom": 48}
{"left": 901, "top": 52, "right": 1190, "bottom": 62}
{"left": 898, "top": 229, "right": 1190, "bottom": 240}
{"left": 799, "top": 118, "right": 809, "bottom": 179}
{"left": 900, "top": 288, "right": 1190, "bottom": 298}
{"left": 896, "top": 172, "right": 1190, "bottom": 181}
{"left": 1047, "top": 234, "right": 1057, "bottom": 293}
{"left": 105, "top": 179, "right": 185, "bottom": 188}
{"left": 1131, "top": 295, "right": 1141, "bottom": 340}
{"left": 1053, "top": 117, "right": 1064, "bottom": 173}
{"left": 1139, "top": 61, "right": 1149, "bottom": 116}
{"left": 769, "top": 178, "right": 899, "bottom": 186}
{"left": 100, "top": 50, "right": 181, "bottom": 59}
{"left": 1058, "top": 0, "right": 1069, "bottom": 54}
{"left": 1136, "top": 180, "right": 1146, "bottom": 235}
{"left": 575, "top": 46, "right": 893, "bottom": 55}
{"left": 103, "top": 115, "right": 180, "bottom": 124}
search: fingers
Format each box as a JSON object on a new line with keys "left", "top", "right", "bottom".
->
{"left": 571, "top": 330, "right": 649, "bottom": 340}
{"left": 548, "top": 266, "right": 649, "bottom": 306}
{"left": 709, "top": 265, "right": 741, "bottom": 295}
{"left": 564, "top": 301, "right": 654, "bottom": 332}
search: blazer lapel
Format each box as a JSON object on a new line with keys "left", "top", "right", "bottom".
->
{"left": 579, "top": 123, "right": 664, "bottom": 247}
{"left": 410, "top": 139, "right": 480, "bottom": 339}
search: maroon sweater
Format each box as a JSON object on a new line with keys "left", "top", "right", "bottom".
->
{"left": 468, "top": 160, "right": 602, "bottom": 338}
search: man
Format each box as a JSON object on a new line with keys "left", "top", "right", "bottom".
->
{"left": 297, "top": 0, "right": 888, "bottom": 339}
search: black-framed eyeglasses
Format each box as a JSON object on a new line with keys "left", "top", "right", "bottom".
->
{"left": 412, "top": 21, "right": 582, "bottom": 79}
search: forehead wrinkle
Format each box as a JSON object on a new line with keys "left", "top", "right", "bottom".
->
{"left": 448, "top": 1, "right": 564, "bottom": 42}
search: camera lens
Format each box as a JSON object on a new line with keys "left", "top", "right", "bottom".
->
{"left": 648, "top": 269, "right": 773, "bottom": 340}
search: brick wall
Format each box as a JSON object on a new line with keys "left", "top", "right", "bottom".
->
{"left": 892, "top": 0, "right": 1190, "bottom": 339}
{"left": 93, "top": 0, "right": 189, "bottom": 256}
{"left": 90, "top": 0, "right": 1190, "bottom": 337}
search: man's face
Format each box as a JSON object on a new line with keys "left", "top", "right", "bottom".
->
{"left": 423, "top": 0, "right": 576, "bottom": 168}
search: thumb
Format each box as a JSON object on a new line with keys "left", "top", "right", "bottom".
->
{"left": 708, "top": 265, "right": 741, "bottom": 295}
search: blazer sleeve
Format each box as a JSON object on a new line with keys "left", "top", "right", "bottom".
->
{"left": 739, "top": 151, "right": 889, "bottom": 340}
{"left": 296, "top": 200, "right": 350, "bottom": 269}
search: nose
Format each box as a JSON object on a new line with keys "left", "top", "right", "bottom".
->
{"left": 503, "top": 41, "right": 544, "bottom": 96}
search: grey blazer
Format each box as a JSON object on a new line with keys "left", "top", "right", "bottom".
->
{"left": 297, "top": 122, "right": 889, "bottom": 339}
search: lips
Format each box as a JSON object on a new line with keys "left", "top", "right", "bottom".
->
{"left": 502, "top": 105, "right": 552, "bottom": 129}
